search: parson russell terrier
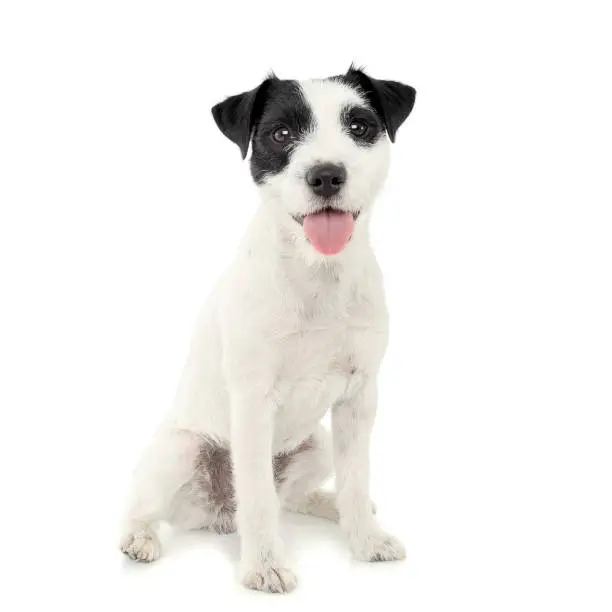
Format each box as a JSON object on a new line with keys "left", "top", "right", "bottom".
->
{"left": 120, "top": 66, "right": 416, "bottom": 593}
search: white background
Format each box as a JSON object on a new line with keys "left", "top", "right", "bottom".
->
{"left": 1, "top": 1, "right": 611, "bottom": 610}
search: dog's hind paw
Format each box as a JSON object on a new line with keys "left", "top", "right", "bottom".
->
{"left": 120, "top": 529, "right": 161, "bottom": 563}
{"left": 285, "top": 490, "right": 377, "bottom": 522}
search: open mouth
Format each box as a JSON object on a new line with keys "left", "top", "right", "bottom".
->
{"left": 292, "top": 207, "right": 360, "bottom": 255}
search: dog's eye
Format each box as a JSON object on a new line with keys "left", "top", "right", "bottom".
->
{"left": 349, "top": 120, "right": 368, "bottom": 138}
{"left": 271, "top": 126, "right": 293, "bottom": 144}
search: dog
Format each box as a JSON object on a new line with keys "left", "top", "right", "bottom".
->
{"left": 120, "top": 65, "right": 416, "bottom": 593}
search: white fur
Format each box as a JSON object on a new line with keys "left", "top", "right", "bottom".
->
{"left": 120, "top": 79, "right": 405, "bottom": 592}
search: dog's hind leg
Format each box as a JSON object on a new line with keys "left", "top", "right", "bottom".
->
{"left": 285, "top": 489, "right": 342, "bottom": 521}
{"left": 276, "top": 426, "right": 339, "bottom": 520}
{"left": 120, "top": 427, "right": 203, "bottom": 562}
{"left": 279, "top": 426, "right": 376, "bottom": 522}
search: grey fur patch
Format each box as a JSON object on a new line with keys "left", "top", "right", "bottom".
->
{"left": 273, "top": 436, "right": 316, "bottom": 485}
{"left": 192, "top": 438, "right": 237, "bottom": 533}
{"left": 197, "top": 441, "right": 234, "bottom": 508}
{"left": 190, "top": 435, "right": 316, "bottom": 531}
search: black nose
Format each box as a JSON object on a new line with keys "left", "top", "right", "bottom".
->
{"left": 305, "top": 163, "right": 347, "bottom": 198}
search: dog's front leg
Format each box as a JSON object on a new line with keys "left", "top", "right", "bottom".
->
{"left": 332, "top": 377, "right": 406, "bottom": 562}
{"left": 230, "top": 386, "right": 297, "bottom": 594}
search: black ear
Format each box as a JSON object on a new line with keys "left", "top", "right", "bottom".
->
{"left": 211, "top": 78, "right": 273, "bottom": 159}
{"left": 345, "top": 66, "right": 416, "bottom": 142}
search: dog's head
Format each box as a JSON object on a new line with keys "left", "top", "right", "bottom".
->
{"left": 212, "top": 66, "right": 415, "bottom": 257}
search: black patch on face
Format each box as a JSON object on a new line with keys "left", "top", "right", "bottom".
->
{"left": 212, "top": 77, "right": 314, "bottom": 184}
{"left": 341, "top": 104, "right": 383, "bottom": 146}
{"left": 249, "top": 80, "right": 314, "bottom": 184}
{"left": 333, "top": 65, "right": 416, "bottom": 142}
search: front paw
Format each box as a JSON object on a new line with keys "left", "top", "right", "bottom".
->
{"left": 241, "top": 561, "right": 298, "bottom": 594}
{"left": 120, "top": 529, "right": 161, "bottom": 563}
{"left": 350, "top": 530, "right": 406, "bottom": 562}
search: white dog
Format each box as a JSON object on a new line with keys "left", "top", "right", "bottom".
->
{"left": 120, "top": 66, "right": 416, "bottom": 593}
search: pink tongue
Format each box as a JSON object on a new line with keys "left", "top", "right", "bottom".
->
{"left": 303, "top": 210, "right": 354, "bottom": 255}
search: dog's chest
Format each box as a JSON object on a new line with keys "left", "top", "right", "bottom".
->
{"left": 279, "top": 276, "right": 386, "bottom": 371}
{"left": 271, "top": 287, "right": 388, "bottom": 442}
